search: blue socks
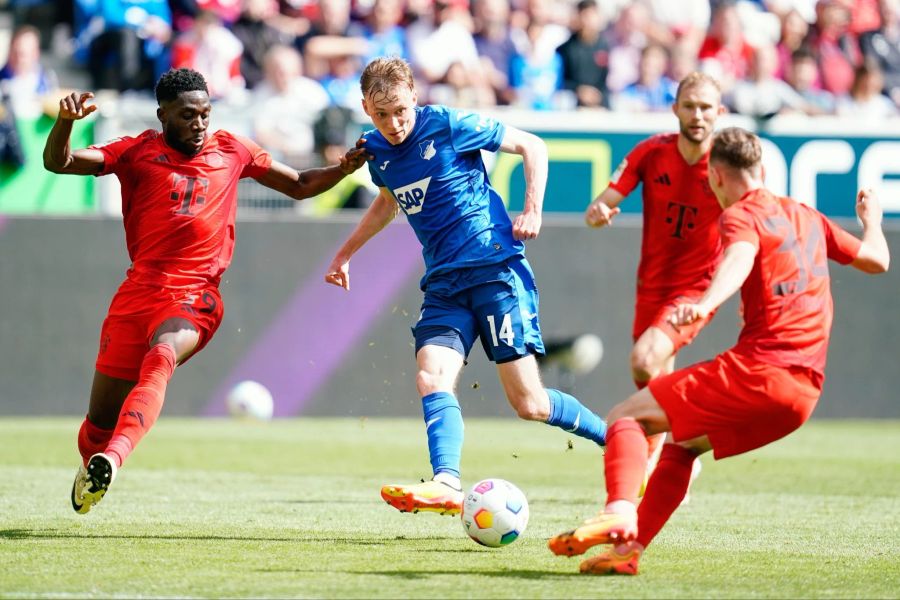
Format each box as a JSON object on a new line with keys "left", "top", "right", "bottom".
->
{"left": 422, "top": 391, "right": 464, "bottom": 478}
{"left": 546, "top": 388, "right": 607, "bottom": 445}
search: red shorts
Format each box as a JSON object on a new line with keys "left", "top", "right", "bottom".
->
{"left": 633, "top": 289, "right": 715, "bottom": 352}
{"left": 95, "top": 279, "right": 224, "bottom": 380}
{"left": 649, "top": 350, "right": 823, "bottom": 459}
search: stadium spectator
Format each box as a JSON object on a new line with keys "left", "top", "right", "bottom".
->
{"left": 325, "top": 56, "right": 608, "bottom": 516}
{"left": 727, "top": 42, "right": 808, "bottom": 117}
{"left": 786, "top": 47, "right": 837, "bottom": 112}
{"left": 347, "top": 0, "right": 410, "bottom": 65}
{"left": 859, "top": 0, "right": 900, "bottom": 106}
{"left": 549, "top": 127, "right": 889, "bottom": 576}
{"left": 472, "top": 0, "right": 518, "bottom": 105}
{"left": 510, "top": 18, "right": 566, "bottom": 110}
{"left": 406, "top": 0, "right": 485, "bottom": 93}
{"left": 320, "top": 53, "right": 366, "bottom": 111}
{"left": 252, "top": 45, "right": 330, "bottom": 166}
{"left": 298, "top": 0, "right": 367, "bottom": 81}
{"left": 43, "top": 68, "right": 369, "bottom": 516}
{"left": 171, "top": 10, "right": 245, "bottom": 101}
{"left": 699, "top": 1, "right": 756, "bottom": 91}
{"left": 584, "top": 72, "right": 727, "bottom": 498}
{"left": 0, "top": 25, "right": 58, "bottom": 119}
{"left": 774, "top": 8, "right": 812, "bottom": 79}
{"left": 668, "top": 39, "right": 700, "bottom": 83}
{"left": 805, "top": 0, "right": 862, "bottom": 95}
{"left": 232, "top": 0, "right": 297, "bottom": 90}
{"left": 556, "top": 0, "right": 612, "bottom": 109}
{"left": 428, "top": 60, "right": 497, "bottom": 108}
{"left": 606, "top": 2, "right": 652, "bottom": 93}
{"left": 644, "top": 0, "right": 710, "bottom": 52}
{"left": 510, "top": 0, "right": 572, "bottom": 64}
{"left": 835, "top": 59, "right": 899, "bottom": 116}
{"left": 612, "top": 44, "right": 677, "bottom": 112}
{"left": 73, "top": 0, "right": 172, "bottom": 92}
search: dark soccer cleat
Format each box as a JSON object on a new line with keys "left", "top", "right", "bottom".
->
{"left": 71, "top": 453, "right": 117, "bottom": 514}
{"left": 380, "top": 479, "right": 464, "bottom": 515}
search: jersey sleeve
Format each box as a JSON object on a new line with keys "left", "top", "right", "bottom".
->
{"left": 367, "top": 160, "right": 385, "bottom": 188}
{"left": 89, "top": 133, "right": 145, "bottom": 176}
{"left": 448, "top": 107, "right": 506, "bottom": 154}
{"left": 719, "top": 204, "right": 760, "bottom": 249}
{"left": 817, "top": 210, "right": 862, "bottom": 265}
{"left": 607, "top": 137, "right": 654, "bottom": 197}
{"left": 232, "top": 134, "right": 273, "bottom": 178}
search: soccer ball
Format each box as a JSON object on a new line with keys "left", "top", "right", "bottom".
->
{"left": 461, "top": 478, "right": 529, "bottom": 547}
{"left": 226, "top": 380, "right": 274, "bottom": 421}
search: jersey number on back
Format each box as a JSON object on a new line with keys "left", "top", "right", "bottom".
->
{"left": 170, "top": 174, "right": 209, "bottom": 215}
{"left": 764, "top": 215, "right": 828, "bottom": 296}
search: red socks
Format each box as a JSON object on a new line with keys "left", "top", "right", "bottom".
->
{"left": 637, "top": 444, "right": 696, "bottom": 548}
{"left": 77, "top": 417, "right": 114, "bottom": 467}
{"left": 604, "top": 419, "right": 649, "bottom": 506}
{"left": 106, "top": 344, "right": 177, "bottom": 467}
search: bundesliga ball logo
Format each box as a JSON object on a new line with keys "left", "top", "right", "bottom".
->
{"left": 461, "top": 478, "right": 529, "bottom": 547}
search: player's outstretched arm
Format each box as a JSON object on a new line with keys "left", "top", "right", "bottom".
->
{"left": 670, "top": 241, "right": 757, "bottom": 327}
{"left": 324, "top": 188, "right": 399, "bottom": 291}
{"left": 851, "top": 188, "right": 890, "bottom": 274}
{"left": 585, "top": 187, "right": 625, "bottom": 228}
{"left": 256, "top": 141, "right": 372, "bottom": 201}
{"left": 43, "top": 92, "right": 105, "bottom": 175}
{"left": 498, "top": 126, "right": 547, "bottom": 240}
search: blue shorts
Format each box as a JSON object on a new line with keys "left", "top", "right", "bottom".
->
{"left": 413, "top": 257, "right": 545, "bottom": 363}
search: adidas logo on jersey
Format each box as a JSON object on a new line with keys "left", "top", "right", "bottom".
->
{"left": 654, "top": 173, "right": 672, "bottom": 185}
{"left": 393, "top": 176, "right": 432, "bottom": 215}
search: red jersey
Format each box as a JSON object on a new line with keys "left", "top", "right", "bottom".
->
{"left": 608, "top": 133, "right": 723, "bottom": 297}
{"left": 720, "top": 189, "right": 862, "bottom": 375}
{"left": 92, "top": 129, "right": 272, "bottom": 289}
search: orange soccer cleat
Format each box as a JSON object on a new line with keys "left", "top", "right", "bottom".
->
{"left": 579, "top": 541, "right": 643, "bottom": 575}
{"left": 380, "top": 479, "right": 464, "bottom": 515}
{"left": 547, "top": 511, "right": 638, "bottom": 557}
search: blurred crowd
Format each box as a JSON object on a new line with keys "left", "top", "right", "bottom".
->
{"left": 3, "top": 0, "right": 900, "bottom": 171}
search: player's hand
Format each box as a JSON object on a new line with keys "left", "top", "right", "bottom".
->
{"left": 339, "top": 139, "right": 373, "bottom": 175}
{"left": 58, "top": 92, "right": 97, "bottom": 121}
{"left": 855, "top": 187, "right": 883, "bottom": 229}
{"left": 668, "top": 303, "right": 709, "bottom": 328}
{"left": 324, "top": 257, "right": 351, "bottom": 291}
{"left": 512, "top": 210, "right": 542, "bottom": 240}
{"left": 585, "top": 199, "right": 620, "bottom": 228}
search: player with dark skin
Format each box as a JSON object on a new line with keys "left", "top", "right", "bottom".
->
{"left": 44, "top": 70, "right": 370, "bottom": 513}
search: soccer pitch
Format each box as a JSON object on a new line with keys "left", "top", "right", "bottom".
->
{"left": 1, "top": 418, "right": 898, "bottom": 599}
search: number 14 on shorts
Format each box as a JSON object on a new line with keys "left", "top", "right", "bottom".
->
{"left": 487, "top": 314, "right": 514, "bottom": 346}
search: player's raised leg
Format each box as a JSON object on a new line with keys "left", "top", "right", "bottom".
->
{"left": 381, "top": 343, "right": 466, "bottom": 515}
{"left": 497, "top": 356, "right": 607, "bottom": 445}
{"left": 71, "top": 371, "right": 132, "bottom": 514}
{"left": 549, "top": 387, "right": 669, "bottom": 558}
{"left": 72, "top": 318, "right": 199, "bottom": 514}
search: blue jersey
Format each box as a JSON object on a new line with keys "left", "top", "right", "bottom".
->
{"left": 363, "top": 105, "right": 524, "bottom": 290}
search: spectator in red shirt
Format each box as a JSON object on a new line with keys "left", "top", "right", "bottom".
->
{"left": 698, "top": 1, "right": 756, "bottom": 90}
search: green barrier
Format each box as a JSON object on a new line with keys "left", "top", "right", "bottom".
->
{"left": 0, "top": 116, "right": 95, "bottom": 214}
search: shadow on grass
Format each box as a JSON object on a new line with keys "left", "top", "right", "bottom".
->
{"left": 0, "top": 529, "right": 384, "bottom": 545}
{"left": 255, "top": 567, "right": 580, "bottom": 580}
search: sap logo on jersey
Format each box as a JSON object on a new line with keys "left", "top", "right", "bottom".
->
{"left": 394, "top": 176, "right": 431, "bottom": 214}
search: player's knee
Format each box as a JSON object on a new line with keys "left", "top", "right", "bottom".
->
{"left": 508, "top": 391, "right": 549, "bottom": 421}
{"left": 415, "top": 369, "right": 443, "bottom": 397}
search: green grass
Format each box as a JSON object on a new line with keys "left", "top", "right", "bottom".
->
{"left": 1, "top": 418, "right": 898, "bottom": 599}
